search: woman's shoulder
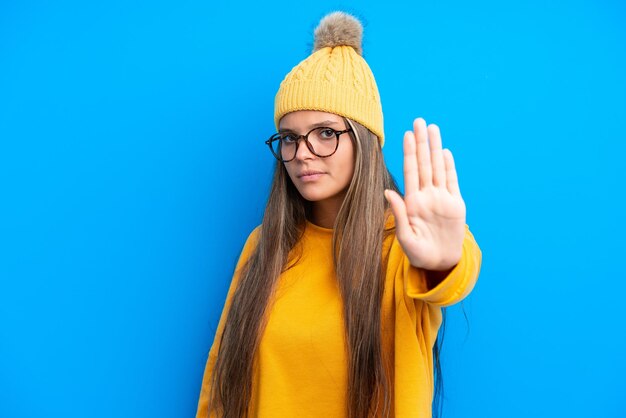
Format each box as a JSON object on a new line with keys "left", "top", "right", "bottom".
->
{"left": 383, "top": 207, "right": 397, "bottom": 231}
{"left": 244, "top": 224, "right": 262, "bottom": 248}
{"left": 232, "top": 224, "right": 262, "bottom": 271}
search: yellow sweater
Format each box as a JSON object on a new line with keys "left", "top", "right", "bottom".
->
{"left": 196, "top": 216, "right": 482, "bottom": 418}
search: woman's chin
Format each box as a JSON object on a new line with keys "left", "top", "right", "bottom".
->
{"left": 294, "top": 186, "right": 331, "bottom": 202}
{"left": 298, "top": 191, "right": 329, "bottom": 202}
{"left": 294, "top": 184, "right": 347, "bottom": 203}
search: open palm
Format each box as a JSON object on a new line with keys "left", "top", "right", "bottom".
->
{"left": 384, "top": 118, "right": 467, "bottom": 271}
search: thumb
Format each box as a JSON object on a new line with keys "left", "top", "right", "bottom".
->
{"left": 384, "top": 189, "right": 411, "bottom": 240}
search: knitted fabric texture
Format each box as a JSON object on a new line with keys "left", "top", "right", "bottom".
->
{"left": 274, "top": 13, "right": 385, "bottom": 146}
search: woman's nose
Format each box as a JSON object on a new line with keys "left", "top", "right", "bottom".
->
{"left": 294, "top": 138, "right": 315, "bottom": 161}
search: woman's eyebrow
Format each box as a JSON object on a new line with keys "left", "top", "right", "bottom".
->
{"left": 279, "top": 120, "right": 339, "bottom": 133}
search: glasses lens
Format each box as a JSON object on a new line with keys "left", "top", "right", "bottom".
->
{"left": 308, "top": 127, "right": 338, "bottom": 157}
{"left": 279, "top": 134, "right": 297, "bottom": 161}
{"left": 269, "top": 135, "right": 283, "bottom": 160}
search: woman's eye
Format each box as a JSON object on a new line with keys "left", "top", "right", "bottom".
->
{"left": 282, "top": 134, "right": 297, "bottom": 143}
{"left": 320, "top": 129, "right": 335, "bottom": 139}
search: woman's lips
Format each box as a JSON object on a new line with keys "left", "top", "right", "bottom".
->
{"left": 298, "top": 171, "right": 325, "bottom": 182}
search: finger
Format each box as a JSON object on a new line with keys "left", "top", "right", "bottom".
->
{"left": 384, "top": 190, "right": 412, "bottom": 241}
{"left": 428, "top": 124, "right": 446, "bottom": 188}
{"left": 403, "top": 130, "right": 419, "bottom": 196}
{"left": 443, "top": 149, "right": 461, "bottom": 195}
{"left": 413, "top": 118, "right": 432, "bottom": 188}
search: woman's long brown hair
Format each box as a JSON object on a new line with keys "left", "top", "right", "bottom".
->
{"left": 208, "top": 118, "right": 402, "bottom": 417}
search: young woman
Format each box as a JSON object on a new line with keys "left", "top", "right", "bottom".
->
{"left": 196, "top": 11, "right": 482, "bottom": 418}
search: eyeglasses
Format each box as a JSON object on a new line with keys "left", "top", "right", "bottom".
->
{"left": 265, "top": 126, "right": 353, "bottom": 162}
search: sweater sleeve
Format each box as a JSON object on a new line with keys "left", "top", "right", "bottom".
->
{"left": 195, "top": 225, "right": 262, "bottom": 418}
{"left": 402, "top": 224, "right": 482, "bottom": 307}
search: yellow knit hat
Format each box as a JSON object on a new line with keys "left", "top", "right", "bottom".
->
{"left": 274, "top": 11, "right": 385, "bottom": 146}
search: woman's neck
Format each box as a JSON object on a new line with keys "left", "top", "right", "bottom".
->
{"left": 309, "top": 191, "right": 347, "bottom": 229}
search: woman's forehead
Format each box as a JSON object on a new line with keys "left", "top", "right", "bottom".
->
{"left": 279, "top": 110, "right": 345, "bottom": 130}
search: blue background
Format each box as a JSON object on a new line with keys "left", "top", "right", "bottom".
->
{"left": 1, "top": 1, "right": 625, "bottom": 417}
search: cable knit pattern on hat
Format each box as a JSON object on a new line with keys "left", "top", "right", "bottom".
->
{"left": 274, "top": 12, "right": 385, "bottom": 146}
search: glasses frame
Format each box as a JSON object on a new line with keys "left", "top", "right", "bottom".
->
{"left": 265, "top": 126, "right": 353, "bottom": 162}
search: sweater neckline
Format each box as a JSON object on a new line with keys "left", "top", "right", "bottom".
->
{"left": 304, "top": 212, "right": 396, "bottom": 235}
{"left": 305, "top": 219, "right": 334, "bottom": 235}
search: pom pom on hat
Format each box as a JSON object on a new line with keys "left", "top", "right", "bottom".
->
{"left": 313, "top": 11, "right": 363, "bottom": 56}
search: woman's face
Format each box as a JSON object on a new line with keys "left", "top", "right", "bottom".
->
{"left": 279, "top": 110, "right": 355, "bottom": 204}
